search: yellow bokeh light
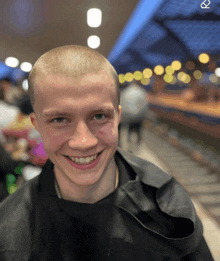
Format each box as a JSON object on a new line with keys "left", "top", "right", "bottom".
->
{"left": 171, "top": 60, "right": 182, "bottom": 71}
{"left": 119, "top": 74, "right": 125, "bottom": 84}
{"left": 165, "top": 66, "right": 174, "bottom": 75}
{"left": 133, "top": 71, "right": 142, "bottom": 80}
{"left": 184, "top": 74, "right": 191, "bottom": 84}
{"left": 143, "top": 68, "right": 153, "bottom": 78}
{"left": 177, "top": 72, "right": 186, "bottom": 81}
{"left": 163, "top": 74, "right": 174, "bottom": 83}
{"left": 154, "top": 65, "right": 164, "bottom": 75}
{"left": 198, "top": 53, "right": 210, "bottom": 64}
{"left": 124, "top": 72, "right": 133, "bottom": 82}
{"left": 140, "top": 77, "right": 150, "bottom": 85}
{"left": 193, "top": 70, "right": 203, "bottom": 79}
{"left": 170, "top": 75, "right": 177, "bottom": 85}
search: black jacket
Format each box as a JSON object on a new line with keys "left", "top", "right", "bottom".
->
{"left": 0, "top": 148, "right": 214, "bottom": 260}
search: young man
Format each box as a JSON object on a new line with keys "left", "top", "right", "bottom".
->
{"left": 0, "top": 46, "right": 214, "bottom": 260}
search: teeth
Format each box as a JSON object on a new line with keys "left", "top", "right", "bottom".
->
{"left": 79, "top": 158, "right": 85, "bottom": 163}
{"left": 85, "top": 157, "right": 90, "bottom": 163}
{"left": 68, "top": 153, "right": 99, "bottom": 165}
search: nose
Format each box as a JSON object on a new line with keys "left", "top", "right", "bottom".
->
{"left": 68, "top": 121, "right": 98, "bottom": 150}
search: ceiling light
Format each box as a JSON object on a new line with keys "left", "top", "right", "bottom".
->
{"left": 124, "top": 72, "right": 133, "bottom": 82}
{"left": 143, "top": 68, "right": 153, "bottom": 78}
{"left": 87, "top": 35, "right": 100, "bottom": 49}
{"left": 198, "top": 53, "right": 210, "bottom": 64}
{"left": 119, "top": 74, "right": 125, "bottom": 84}
{"left": 171, "top": 60, "right": 182, "bottom": 71}
{"left": 177, "top": 72, "right": 186, "bottom": 81}
{"left": 163, "top": 74, "right": 173, "bottom": 83}
{"left": 170, "top": 75, "right": 177, "bottom": 85}
{"left": 22, "top": 79, "right": 28, "bottom": 91}
{"left": 5, "top": 57, "right": 19, "bottom": 68}
{"left": 20, "top": 62, "right": 32, "bottom": 72}
{"left": 165, "top": 66, "right": 174, "bottom": 75}
{"left": 215, "top": 68, "right": 220, "bottom": 77}
{"left": 140, "top": 77, "right": 150, "bottom": 86}
{"left": 154, "top": 65, "right": 164, "bottom": 75}
{"left": 133, "top": 71, "right": 142, "bottom": 80}
{"left": 87, "top": 8, "right": 102, "bottom": 28}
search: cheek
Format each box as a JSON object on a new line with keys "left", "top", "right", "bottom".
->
{"left": 40, "top": 128, "right": 67, "bottom": 151}
{"left": 98, "top": 124, "right": 118, "bottom": 143}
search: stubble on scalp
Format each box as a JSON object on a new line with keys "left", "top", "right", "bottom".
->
{"left": 28, "top": 45, "right": 120, "bottom": 110}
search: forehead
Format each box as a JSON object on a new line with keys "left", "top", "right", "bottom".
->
{"left": 33, "top": 70, "right": 117, "bottom": 113}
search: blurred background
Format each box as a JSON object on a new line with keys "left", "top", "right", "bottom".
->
{"left": 1, "top": 0, "right": 220, "bottom": 259}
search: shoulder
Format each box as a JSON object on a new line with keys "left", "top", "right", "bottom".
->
{"left": 116, "top": 147, "right": 197, "bottom": 221}
{"left": 0, "top": 176, "right": 39, "bottom": 252}
{"left": 115, "top": 148, "right": 204, "bottom": 255}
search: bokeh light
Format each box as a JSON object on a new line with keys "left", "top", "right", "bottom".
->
{"left": 143, "top": 68, "right": 153, "bottom": 78}
{"left": 184, "top": 74, "right": 191, "bottom": 84}
{"left": 5, "top": 57, "right": 19, "bottom": 68}
{"left": 163, "top": 74, "right": 174, "bottom": 83}
{"left": 154, "top": 65, "right": 164, "bottom": 75}
{"left": 198, "top": 53, "right": 210, "bottom": 64}
{"left": 170, "top": 75, "right": 177, "bottom": 85}
{"left": 87, "top": 8, "right": 102, "bottom": 28}
{"left": 133, "top": 71, "right": 142, "bottom": 80}
{"left": 20, "top": 62, "right": 32, "bottom": 72}
{"left": 87, "top": 35, "right": 100, "bottom": 49}
{"left": 193, "top": 70, "right": 203, "bottom": 79}
{"left": 165, "top": 66, "right": 174, "bottom": 75}
{"left": 209, "top": 73, "right": 218, "bottom": 83}
{"left": 119, "top": 74, "right": 125, "bottom": 84}
{"left": 22, "top": 79, "right": 29, "bottom": 91}
{"left": 177, "top": 72, "right": 186, "bottom": 81}
{"left": 215, "top": 68, "right": 220, "bottom": 77}
{"left": 125, "top": 72, "right": 133, "bottom": 82}
{"left": 171, "top": 60, "right": 182, "bottom": 71}
{"left": 140, "top": 77, "right": 150, "bottom": 85}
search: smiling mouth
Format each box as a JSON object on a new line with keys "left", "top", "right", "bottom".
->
{"left": 65, "top": 152, "right": 102, "bottom": 165}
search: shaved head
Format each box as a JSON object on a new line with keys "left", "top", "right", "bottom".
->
{"left": 28, "top": 45, "right": 120, "bottom": 109}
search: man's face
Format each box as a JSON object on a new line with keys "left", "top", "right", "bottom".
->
{"left": 30, "top": 70, "right": 121, "bottom": 187}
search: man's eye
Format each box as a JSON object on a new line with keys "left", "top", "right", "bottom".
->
{"left": 93, "top": 114, "right": 106, "bottom": 120}
{"left": 51, "top": 117, "right": 67, "bottom": 123}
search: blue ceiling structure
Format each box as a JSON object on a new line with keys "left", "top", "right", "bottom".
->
{"left": 108, "top": 0, "right": 220, "bottom": 74}
{"left": 0, "top": 62, "right": 28, "bottom": 84}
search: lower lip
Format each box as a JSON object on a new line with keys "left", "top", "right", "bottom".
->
{"left": 65, "top": 153, "right": 102, "bottom": 170}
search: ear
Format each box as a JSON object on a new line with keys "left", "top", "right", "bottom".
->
{"left": 30, "top": 113, "right": 39, "bottom": 132}
{"left": 118, "top": 105, "right": 122, "bottom": 123}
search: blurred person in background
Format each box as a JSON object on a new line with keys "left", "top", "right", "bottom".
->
{"left": 0, "top": 46, "right": 214, "bottom": 260}
{"left": 0, "top": 78, "right": 39, "bottom": 201}
{"left": 119, "top": 81, "right": 149, "bottom": 148}
{"left": 0, "top": 78, "right": 21, "bottom": 201}
{"left": 0, "top": 78, "right": 20, "bottom": 130}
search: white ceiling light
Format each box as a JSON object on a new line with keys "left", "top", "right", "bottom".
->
{"left": 5, "top": 57, "right": 19, "bottom": 68}
{"left": 20, "top": 62, "right": 32, "bottom": 72}
{"left": 87, "top": 8, "right": 102, "bottom": 27}
{"left": 215, "top": 68, "right": 220, "bottom": 77}
{"left": 87, "top": 35, "right": 100, "bottom": 49}
{"left": 22, "top": 79, "right": 29, "bottom": 91}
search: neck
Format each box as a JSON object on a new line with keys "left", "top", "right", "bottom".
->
{"left": 54, "top": 162, "right": 119, "bottom": 204}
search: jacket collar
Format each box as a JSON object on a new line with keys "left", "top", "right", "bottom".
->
{"left": 116, "top": 147, "right": 172, "bottom": 188}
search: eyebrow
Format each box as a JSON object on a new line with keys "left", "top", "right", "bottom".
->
{"left": 42, "top": 106, "right": 115, "bottom": 117}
